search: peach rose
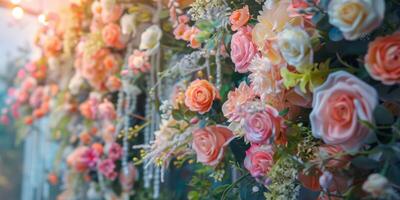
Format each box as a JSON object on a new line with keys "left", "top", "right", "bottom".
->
{"left": 365, "top": 32, "right": 400, "bottom": 85}
{"left": 229, "top": 5, "right": 250, "bottom": 31}
{"left": 310, "top": 71, "right": 378, "bottom": 152}
{"left": 192, "top": 125, "right": 233, "bottom": 166}
{"left": 102, "top": 23, "right": 122, "bottom": 47}
{"left": 184, "top": 79, "right": 217, "bottom": 114}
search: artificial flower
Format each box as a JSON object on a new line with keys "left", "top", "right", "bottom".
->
{"left": 67, "top": 146, "right": 89, "bottom": 172}
{"left": 231, "top": 26, "right": 258, "bottom": 73}
{"left": 327, "top": 0, "right": 385, "bottom": 40}
{"left": 184, "top": 79, "right": 217, "bottom": 114}
{"left": 192, "top": 125, "right": 233, "bottom": 166}
{"left": 98, "top": 99, "right": 116, "bottom": 120}
{"left": 81, "top": 148, "right": 99, "bottom": 168}
{"left": 365, "top": 32, "right": 400, "bottom": 85}
{"left": 108, "top": 142, "right": 122, "bottom": 160}
{"left": 244, "top": 105, "right": 285, "bottom": 144}
{"left": 229, "top": 5, "right": 250, "bottom": 31}
{"left": 310, "top": 71, "right": 378, "bottom": 151}
{"left": 98, "top": 159, "right": 118, "bottom": 180}
{"left": 248, "top": 55, "right": 285, "bottom": 100}
{"left": 105, "top": 76, "right": 122, "bottom": 92}
{"left": 277, "top": 26, "right": 313, "bottom": 71}
{"left": 222, "top": 82, "right": 255, "bottom": 122}
{"left": 244, "top": 144, "right": 274, "bottom": 178}
{"left": 139, "top": 25, "right": 162, "bottom": 54}
{"left": 362, "top": 173, "right": 389, "bottom": 197}
{"left": 280, "top": 61, "right": 330, "bottom": 93}
{"left": 120, "top": 13, "right": 137, "bottom": 36}
{"left": 102, "top": 23, "right": 123, "bottom": 48}
{"left": 128, "top": 50, "right": 151, "bottom": 74}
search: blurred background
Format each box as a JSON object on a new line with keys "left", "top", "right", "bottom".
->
{"left": 0, "top": 1, "right": 65, "bottom": 199}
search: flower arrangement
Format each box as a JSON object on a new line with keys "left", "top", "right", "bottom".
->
{"left": 2, "top": 0, "right": 400, "bottom": 199}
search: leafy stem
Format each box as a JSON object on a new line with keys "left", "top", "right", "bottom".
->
{"left": 221, "top": 172, "right": 251, "bottom": 200}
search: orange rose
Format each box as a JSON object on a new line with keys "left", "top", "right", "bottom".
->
{"left": 365, "top": 32, "right": 400, "bottom": 85}
{"left": 184, "top": 79, "right": 217, "bottom": 114}
{"left": 229, "top": 5, "right": 250, "bottom": 31}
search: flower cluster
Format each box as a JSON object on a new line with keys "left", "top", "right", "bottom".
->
{"left": 3, "top": 0, "right": 400, "bottom": 199}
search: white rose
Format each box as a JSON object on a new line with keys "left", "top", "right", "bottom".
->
{"left": 277, "top": 26, "right": 313, "bottom": 72}
{"left": 139, "top": 25, "right": 162, "bottom": 54}
{"left": 362, "top": 173, "right": 389, "bottom": 197}
{"left": 120, "top": 13, "right": 137, "bottom": 36}
{"left": 68, "top": 73, "right": 84, "bottom": 95}
{"left": 328, "top": 0, "right": 385, "bottom": 41}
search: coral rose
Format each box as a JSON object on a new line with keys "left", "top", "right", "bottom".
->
{"left": 231, "top": 26, "right": 258, "bottom": 73}
{"left": 229, "top": 5, "right": 250, "bottom": 31}
{"left": 184, "top": 79, "right": 217, "bottom": 114}
{"left": 310, "top": 71, "right": 378, "bottom": 152}
{"left": 244, "top": 144, "right": 274, "bottom": 178}
{"left": 192, "top": 125, "right": 233, "bottom": 167}
{"left": 244, "top": 105, "right": 285, "bottom": 144}
{"left": 365, "top": 32, "right": 400, "bottom": 85}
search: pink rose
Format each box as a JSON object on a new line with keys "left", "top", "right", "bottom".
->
{"left": 67, "top": 146, "right": 89, "bottom": 172}
{"left": 98, "top": 159, "right": 118, "bottom": 180}
{"left": 98, "top": 99, "right": 116, "bottom": 120}
{"left": 244, "top": 105, "right": 285, "bottom": 144}
{"left": 244, "top": 144, "right": 274, "bottom": 178}
{"left": 81, "top": 148, "right": 99, "bottom": 168}
{"left": 108, "top": 142, "right": 122, "bottom": 160}
{"left": 231, "top": 26, "right": 258, "bottom": 73}
{"left": 192, "top": 125, "right": 234, "bottom": 166}
{"left": 128, "top": 50, "right": 151, "bottom": 74}
{"left": 310, "top": 71, "right": 378, "bottom": 151}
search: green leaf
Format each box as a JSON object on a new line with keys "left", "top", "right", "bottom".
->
{"left": 351, "top": 156, "right": 379, "bottom": 170}
{"left": 172, "top": 109, "right": 184, "bottom": 121}
{"left": 279, "top": 108, "right": 289, "bottom": 117}
{"left": 188, "top": 191, "right": 200, "bottom": 200}
{"left": 374, "top": 105, "right": 394, "bottom": 125}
